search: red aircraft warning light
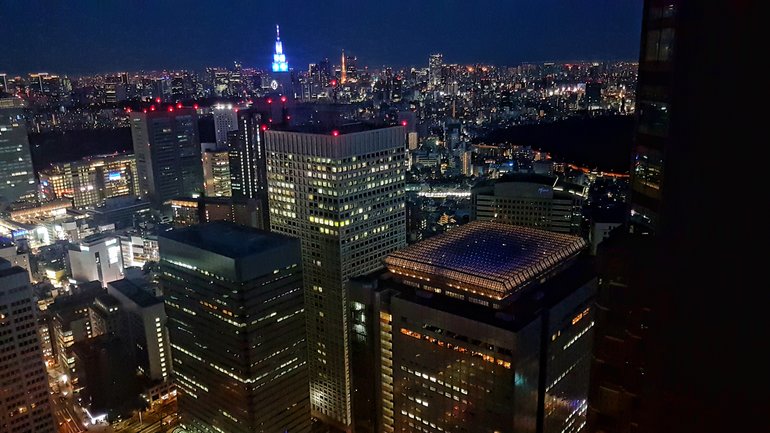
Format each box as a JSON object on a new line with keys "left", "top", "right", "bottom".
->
{"left": 260, "top": 125, "right": 268, "bottom": 131}
{"left": 331, "top": 130, "right": 340, "bottom": 137}
{"left": 280, "top": 96, "right": 287, "bottom": 103}
{"left": 401, "top": 120, "right": 408, "bottom": 126}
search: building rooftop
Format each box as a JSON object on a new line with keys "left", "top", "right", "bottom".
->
{"left": 271, "top": 122, "right": 402, "bottom": 136}
{"left": 108, "top": 278, "right": 161, "bottom": 308}
{"left": 384, "top": 221, "right": 586, "bottom": 301}
{"left": 159, "top": 221, "right": 293, "bottom": 259}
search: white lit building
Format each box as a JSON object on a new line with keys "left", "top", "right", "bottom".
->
{"left": 266, "top": 124, "right": 407, "bottom": 430}
{"left": 68, "top": 234, "right": 124, "bottom": 286}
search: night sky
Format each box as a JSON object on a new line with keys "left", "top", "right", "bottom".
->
{"left": 1, "top": 0, "right": 643, "bottom": 75}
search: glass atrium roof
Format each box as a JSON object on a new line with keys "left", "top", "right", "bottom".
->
{"left": 384, "top": 221, "right": 586, "bottom": 300}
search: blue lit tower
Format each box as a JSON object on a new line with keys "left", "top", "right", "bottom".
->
{"left": 272, "top": 25, "right": 288, "bottom": 73}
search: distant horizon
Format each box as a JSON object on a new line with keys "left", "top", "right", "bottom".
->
{"left": 0, "top": 58, "right": 640, "bottom": 79}
{"left": 0, "top": 0, "right": 643, "bottom": 76}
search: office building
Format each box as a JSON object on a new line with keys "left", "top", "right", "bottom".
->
{"left": 159, "top": 222, "right": 310, "bottom": 433}
{"left": 68, "top": 234, "right": 124, "bottom": 286}
{"left": 107, "top": 278, "right": 171, "bottom": 381}
{"left": 350, "top": 222, "right": 595, "bottom": 433}
{"left": 202, "top": 146, "right": 231, "bottom": 197}
{"left": 0, "top": 240, "right": 32, "bottom": 281}
{"left": 0, "top": 259, "right": 56, "bottom": 433}
{"left": 130, "top": 106, "right": 203, "bottom": 204}
{"left": 0, "top": 259, "right": 57, "bottom": 433}
{"left": 212, "top": 104, "right": 238, "bottom": 147}
{"left": 0, "top": 97, "right": 37, "bottom": 204}
{"left": 428, "top": 54, "right": 443, "bottom": 90}
{"left": 266, "top": 124, "right": 407, "bottom": 430}
{"left": 472, "top": 174, "right": 587, "bottom": 235}
{"left": 228, "top": 108, "right": 270, "bottom": 226}
{"left": 39, "top": 153, "right": 139, "bottom": 209}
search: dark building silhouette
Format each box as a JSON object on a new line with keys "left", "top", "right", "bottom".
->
{"left": 588, "top": 2, "right": 762, "bottom": 433}
{"left": 159, "top": 222, "right": 310, "bottom": 433}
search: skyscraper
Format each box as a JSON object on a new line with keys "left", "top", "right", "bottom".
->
{"left": 202, "top": 146, "right": 231, "bottom": 197}
{"left": 587, "top": 2, "right": 762, "bottom": 432}
{"left": 212, "top": 103, "right": 238, "bottom": 147}
{"left": 349, "top": 222, "right": 595, "bottom": 433}
{"left": 272, "top": 25, "right": 289, "bottom": 73}
{"left": 228, "top": 108, "right": 270, "bottom": 227}
{"left": 160, "top": 222, "right": 310, "bottom": 433}
{"left": 266, "top": 124, "right": 407, "bottom": 431}
{"left": 0, "top": 258, "right": 57, "bottom": 433}
{"left": 428, "top": 53, "right": 443, "bottom": 90}
{"left": 0, "top": 97, "right": 37, "bottom": 204}
{"left": 130, "top": 106, "right": 203, "bottom": 204}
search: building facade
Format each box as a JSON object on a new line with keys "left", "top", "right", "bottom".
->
{"left": 266, "top": 125, "right": 407, "bottom": 430}
{"left": 160, "top": 222, "right": 310, "bottom": 433}
{"left": 472, "top": 174, "right": 586, "bottom": 235}
{"left": 68, "top": 234, "right": 124, "bottom": 287}
{"left": 0, "top": 259, "right": 57, "bottom": 433}
{"left": 39, "top": 153, "right": 139, "bottom": 209}
{"left": 350, "top": 222, "right": 595, "bottom": 433}
{"left": 202, "top": 147, "right": 231, "bottom": 197}
{"left": 0, "top": 97, "right": 37, "bottom": 204}
{"left": 130, "top": 107, "right": 203, "bottom": 203}
{"left": 212, "top": 104, "right": 239, "bottom": 147}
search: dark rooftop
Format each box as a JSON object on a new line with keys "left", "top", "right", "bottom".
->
{"left": 108, "top": 278, "right": 161, "bottom": 308}
{"left": 158, "top": 221, "right": 294, "bottom": 259}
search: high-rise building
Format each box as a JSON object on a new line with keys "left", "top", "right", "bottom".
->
{"left": 349, "top": 222, "right": 595, "bottom": 433}
{"left": 202, "top": 146, "right": 231, "bottom": 197}
{"left": 272, "top": 24, "right": 289, "bottom": 73}
{"left": 130, "top": 106, "right": 203, "bottom": 204}
{"left": 266, "top": 124, "right": 407, "bottom": 430}
{"left": 159, "top": 222, "right": 310, "bottom": 433}
{"left": 212, "top": 104, "right": 238, "bottom": 147}
{"left": 228, "top": 108, "right": 270, "bottom": 227}
{"left": 106, "top": 278, "right": 171, "bottom": 381}
{"left": 0, "top": 259, "right": 57, "bottom": 433}
{"left": 0, "top": 97, "right": 37, "bottom": 204}
{"left": 472, "top": 174, "right": 587, "bottom": 235}
{"left": 38, "top": 153, "right": 139, "bottom": 208}
{"left": 428, "top": 53, "right": 443, "bottom": 90}
{"left": 587, "top": 2, "right": 762, "bottom": 432}
{"left": 68, "top": 234, "right": 124, "bottom": 287}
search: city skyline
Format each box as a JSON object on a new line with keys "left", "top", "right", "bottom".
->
{"left": 0, "top": 0, "right": 643, "bottom": 75}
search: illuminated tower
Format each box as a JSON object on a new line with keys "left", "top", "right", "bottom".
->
{"left": 340, "top": 49, "right": 347, "bottom": 84}
{"left": 272, "top": 24, "right": 289, "bottom": 73}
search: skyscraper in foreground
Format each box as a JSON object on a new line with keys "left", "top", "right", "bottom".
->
{"left": 266, "top": 124, "right": 407, "bottom": 431}
{"left": 0, "top": 259, "right": 57, "bottom": 433}
{"left": 159, "top": 222, "right": 309, "bottom": 433}
{"left": 0, "top": 97, "right": 37, "bottom": 204}
{"left": 130, "top": 106, "right": 203, "bottom": 204}
{"left": 350, "top": 222, "right": 595, "bottom": 433}
{"left": 588, "top": 2, "right": 763, "bottom": 433}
